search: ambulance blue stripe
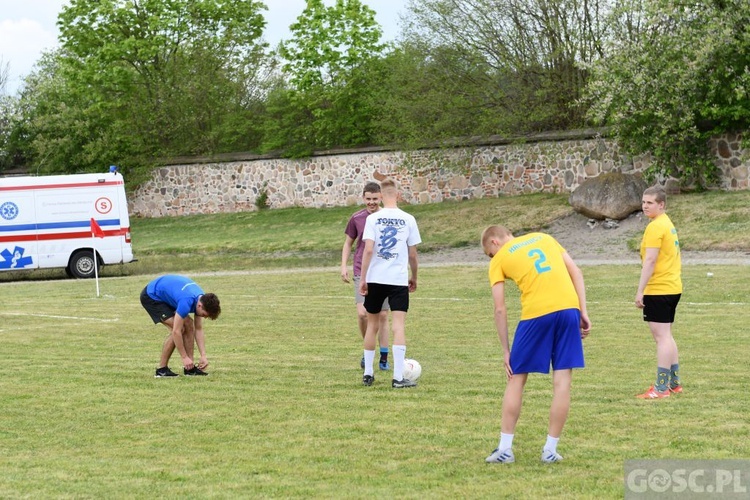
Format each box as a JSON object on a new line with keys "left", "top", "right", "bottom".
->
{"left": 0, "top": 219, "right": 121, "bottom": 232}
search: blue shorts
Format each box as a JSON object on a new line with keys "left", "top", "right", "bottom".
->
{"left": 510, "top": 309, "right": 585, "bottom": 374}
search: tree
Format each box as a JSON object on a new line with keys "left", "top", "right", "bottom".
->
{"left": 13, "top": 50, "right": 124, "bottom": 175}
{"left": 0, "top": 58, "right": 8, "bottom": 95}
{"left": 401, "top": 0, "right": 612, "bottom": 133}
{"left": 270, "top": 0, "right": 388, "bottom": 154}
{"left": 585, "top": 0, "right": 750, "bottom": 188}
{"left": 0, "top": 58, "right": 14, "bottom": 171}
{"left": 19, "top": 0, "right": 269, "bottom": 176}
{"left": 280, "top": 0, "right": 386, "bottom": 88}
{"left": 366, "top": 42, "right": 501, "bottom": 146}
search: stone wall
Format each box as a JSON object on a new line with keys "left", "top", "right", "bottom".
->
{"left": 129, "top": 130, "right": 748, "bottom": 218}
{"left": 712, "top": 132, "right": 748, "bottom": 189}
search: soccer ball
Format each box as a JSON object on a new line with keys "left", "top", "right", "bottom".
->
{"left": 403, "top": 358, "right": 422, "bottom": 381}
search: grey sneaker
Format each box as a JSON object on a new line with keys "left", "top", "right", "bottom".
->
{"left": 155, "top": 366, "right": 178, "bottom": 378}
{"left": 486, "top": 448, "right": 515, "bottom": 463}
{"left": 363, "top": 374, "right": 374, "bottom": 386}
{"left": 541, "top": 449, "right": 563, "bottom": 463}
{"left": 392, "top": 378, "right": 417, "bottom": 389}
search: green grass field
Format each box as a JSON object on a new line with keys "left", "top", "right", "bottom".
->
{"left": 1, "top": 192, "right": 749, "bottom": 497}
{"left": 1, "top": 263, "right": 748, "bottom": 498}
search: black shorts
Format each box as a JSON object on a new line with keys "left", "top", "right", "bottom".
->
{"left": 364, "top": 283, "right": 409, "bottom": 313}
{"left": 643, "top": 294, "right": 681, "bottom": 323}
{"left": 140, "top": 287, "right": 176, "bottom": 324}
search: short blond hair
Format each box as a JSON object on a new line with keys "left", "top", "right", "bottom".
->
{"left": 380, "top": 178, "right": 398, "bottom": 196}
{"left": 481, "top": 225, "right": 512, "bottom": 247}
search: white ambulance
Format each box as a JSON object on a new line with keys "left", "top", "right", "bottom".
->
{"left": 0, "top": 170, "right": 135, "bottom": 278}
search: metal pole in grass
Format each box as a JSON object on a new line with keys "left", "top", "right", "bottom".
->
{"left": 90, "top": 218, "right": 105, "bottom": 297}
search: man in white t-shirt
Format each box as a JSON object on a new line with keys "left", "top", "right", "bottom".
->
{"left": 359, "top": 178, "right": 421, "bottom": 388}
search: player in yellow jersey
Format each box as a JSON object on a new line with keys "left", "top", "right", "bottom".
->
{"left": 481, "top": 226, "right": 591, "bottom": 464}
{"left": 635, "top": 186, "right": 683, "bottom": 399}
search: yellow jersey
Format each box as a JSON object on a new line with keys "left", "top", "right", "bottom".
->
{"left": 640, "top": 213, "right": 682, "bottom": 295}
{"left": 488, "top": 233, "right": 580, "bottom": 320}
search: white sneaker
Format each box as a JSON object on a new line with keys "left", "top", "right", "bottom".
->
{"left": 541, "top": 449, "right": 563, "bottom": 463}
{"left": 485, "top": 448, "right": 515, "bottom": 463}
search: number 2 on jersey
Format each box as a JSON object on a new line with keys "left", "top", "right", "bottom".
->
{"left": 528, "top": 249, "right": 551, "bottom": 274}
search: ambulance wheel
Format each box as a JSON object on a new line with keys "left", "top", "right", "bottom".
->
{"left": 69, "top": 250, "right": 100, "bottom": 279}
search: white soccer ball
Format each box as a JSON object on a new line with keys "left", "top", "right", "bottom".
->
{"left": 403, "top": 358, "right": 422, "bottom": 381}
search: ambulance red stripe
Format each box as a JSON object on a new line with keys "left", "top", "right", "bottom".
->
{"left": 0, "top": 228, "right": 130, "bottom": 243}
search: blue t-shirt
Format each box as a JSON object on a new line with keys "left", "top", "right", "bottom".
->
{"left": 146, "top": 275, "right": 204, "bottom": 319}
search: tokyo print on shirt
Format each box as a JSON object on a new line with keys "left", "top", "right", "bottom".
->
{"left": 362, "top": 207, "right": 421, "bottom": 286}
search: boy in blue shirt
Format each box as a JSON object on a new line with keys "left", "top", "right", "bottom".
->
{"left": 140, "top": 275, "right": 221, "bottom": 377}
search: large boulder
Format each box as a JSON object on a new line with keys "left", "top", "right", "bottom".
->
{"left": 569, "top": 172, "right": 648, "bottom": 220}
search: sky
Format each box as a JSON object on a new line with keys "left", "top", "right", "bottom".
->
{"left": 0, "top": 0, "right": 405, "bottom": 95}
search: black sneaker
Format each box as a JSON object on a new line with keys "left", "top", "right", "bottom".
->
{"left": 360, "top": 356, "right": 365, "bottom": 370}
{"left": 184, "top": 366, "right": 208, "bottom": 376}
{"left": 392, "top": 378, "right": 417, "bottom": 389}
{"left": 363, "top": 374, "right": 374, "bottom": 386}
{"left": 155, "top": 366, "right": 178, "bottom": 378}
